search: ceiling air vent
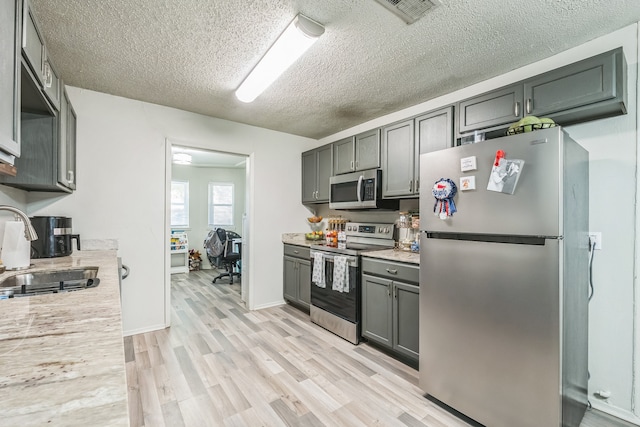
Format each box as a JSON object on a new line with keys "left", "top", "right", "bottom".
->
{"left": 373, "top": 0, "right": 441, "bottom": 24}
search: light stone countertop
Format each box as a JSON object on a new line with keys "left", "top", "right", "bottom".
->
{"left": 0, "top": 250, "right": 128, "bottom": 426}
{"left": 282, "top": 233, "right": 313, "bottom": 247}
{"left": 282, "top": 233, "right": 420, "bottom": 265}
{"left": 362, "top": 248, "right": 420, "bottom": 265}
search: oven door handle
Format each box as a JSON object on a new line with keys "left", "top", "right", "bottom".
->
{"left": 357, "top": 175, "right": 364, "bottom": 203}
{"left": 310, "top": 251, "right": 358, "bottom": 267}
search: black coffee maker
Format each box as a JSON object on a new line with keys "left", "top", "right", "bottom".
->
{"left": 29, "top": 216, "right": 81, "bottom": 258}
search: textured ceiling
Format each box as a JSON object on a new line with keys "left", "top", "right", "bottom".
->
{"left": 30, "top": 0, "right": 640, "bottom": 140}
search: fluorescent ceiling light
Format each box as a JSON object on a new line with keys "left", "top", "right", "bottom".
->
{"left": 173, "top": 153, "right": 192, "bottom": 164}
{"left": 235, "top": 14, "right": 324, "bottom": 103}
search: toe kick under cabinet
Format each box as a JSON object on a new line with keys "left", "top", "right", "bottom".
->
{"left": 362, "top": 257, "right": 419, "bottom": 364}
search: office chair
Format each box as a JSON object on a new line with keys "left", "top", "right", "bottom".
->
{"left": 211, "top": 228, "right": 241, "bottom": 284}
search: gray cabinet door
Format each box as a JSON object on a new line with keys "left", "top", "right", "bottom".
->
{"left": 393, "top": 281, "right": 419, "bottom": 361}
{"left": 458, "top": 84, "right": 524, "bottom": 134}
{"left": 415, "top": 106, "right": 453, "bottom": 195}
{"left": 42, "top": 57, "right": 61, "bottom": 111}
{"left": 315, "top": 144, "right": 332, "bottom": 201}
{"left": 361, "top": 273, "right": 393, "bottom": 348}
{"left": 382, "top": 120, "right": 414, "bottom": 198}
{"left": 354, "top": 129, "right": 380, "bottom": 171}
{"left": 333, "top": 137, "right": 354, "bottom": 175}
{"left": 0, "top": 0, "right": 20, "bottom": 159}
{"left": 283, "top": 256, "right": 298, "bottom": 302}
{"left": 66, "top": 97, "right": 77, "bottom": 190}
{"left": 524, "top": 48, "right": 625, "bottom": 120}
{"left": 22, "top": 0, "right": 45, "bottom": 86}
{"left": 298, "top": 259, "right": 311, "bottom": 308}
{"left": 301, "top": 150, "right": 317, "bottom": 203}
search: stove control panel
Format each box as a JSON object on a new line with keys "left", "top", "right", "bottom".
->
{"left": 346, "top": 222, "right": 394, "bottom": 238}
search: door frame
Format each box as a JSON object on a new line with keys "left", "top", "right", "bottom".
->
{"left": 164, "top": 140, "right": 253, "bottom": 327}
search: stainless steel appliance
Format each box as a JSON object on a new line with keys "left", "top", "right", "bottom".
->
{"left": 329, "top": 169, "right": 399, "bottom": 210}
{"left": 310, "top": 222, "right": 394, "bottom": 344}
{"left": 29, "top": 216, "right": 80, "bottom": 258}
{"left": 418, "top": 127, "right": 589, "bottom": 427}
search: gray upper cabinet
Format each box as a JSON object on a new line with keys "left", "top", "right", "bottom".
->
{"left": 457, "top": 48, "right": 627, "bottom": 137}
{"left": 382, "top": 119, "right": 414, "bottom": 198}
{"left": 22, "top": 0, "right": 45, "bottom": 87}
{"left": 523, "top": 48, "right": 626, "bottom": 124}
{"left": 42, "top": 56, "right": 61, "bottom": 111}
{"left": 302, "top": 144, "right": 332, "bottom": 203}
{"left": 333, "top": 136, "right": 354, "bottom": 175}
{"left": 458, "top": 84, "right": 524, "bottom": 134}
{"left": 382, "top": 106, "right": 453, "bottom": 198}
{"left": 0, "top": 0, "right": 21, "bottom": 161}
{"left": 354, "top": 129, "right": 381, "bottom": 171}
{"left": 58, "top": 90, "right": 76, "bottom": 190}
{"left": 1, "top": 88, "right": 77, "bottom": 192}
{"left": 333, "top": 129, "right": 381, "bottom": 175}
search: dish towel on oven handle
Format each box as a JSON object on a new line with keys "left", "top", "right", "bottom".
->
{"left": 312, "top": 252, "right": 326, "bottom": 288}
{"left": 333, "top": 256, "right": 349, "bottom": 293}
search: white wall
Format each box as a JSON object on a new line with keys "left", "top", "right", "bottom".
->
{"left": 171, "top": 163, "right": 246, "bottom": 269}
{"left": 26, "top": 87, "right": 317, "bottom": 336}
{"left": 318, "top": 24, "right": 639, "bottom": 422}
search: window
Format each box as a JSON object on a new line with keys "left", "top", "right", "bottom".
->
{"left": 208, "top": 182, "right": 234, "bottom": 227}
{"left": 171, "top": 180, "right": 189, "bottom": 227}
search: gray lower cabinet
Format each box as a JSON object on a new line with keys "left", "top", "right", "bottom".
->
{"left": 361, "top": 258, "right": 419, "bottom": 363}
{"left": 302, "top": 144, "right": 332, "bottom": 203}
{"left": 382, "top": 106, "right": 453, "bottom": 198}
{"left": 0, "top": 0, "right": 21, "bottom": 161}
{"left": 283, "top": 244, "right": 311, "bottom": 310}
{"left": 333, "top": 129, "right": 381, "bottom": 175}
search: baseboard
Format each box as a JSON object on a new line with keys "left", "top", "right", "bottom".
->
{"left": 590, "top": 400, "right": 640, "bottom": 425}
{"left": 252, "top": 299, "right": 287, "bottom": 310}
{"left": 122, "top": 323, "right": 167, "bottom": 337}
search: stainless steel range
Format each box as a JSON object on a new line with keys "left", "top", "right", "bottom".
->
{"left": 309, "top": 222, "right": 395, "bottom": 344}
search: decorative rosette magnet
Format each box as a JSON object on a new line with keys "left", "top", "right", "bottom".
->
{"left": 432, "top": 178, "right": 457, "bottom": 220}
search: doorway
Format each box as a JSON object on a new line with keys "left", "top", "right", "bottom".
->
{"left": 165, "top": 142, "right": 251, "bottom": 327}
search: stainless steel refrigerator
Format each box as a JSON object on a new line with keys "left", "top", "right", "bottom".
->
{"left": 418, "top": 127, "right": 589, "bottom": 427}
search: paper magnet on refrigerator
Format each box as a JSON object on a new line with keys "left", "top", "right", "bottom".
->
{"left": 487, "top": 150, "right": 525, "bottom": 195}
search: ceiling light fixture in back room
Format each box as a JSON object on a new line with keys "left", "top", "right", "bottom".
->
{"left": 235, "top": 13, "right": 325, "bottom": 103}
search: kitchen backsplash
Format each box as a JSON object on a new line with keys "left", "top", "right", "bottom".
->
{"left": 310, "top": 199, "right": 419, "bottom": 226}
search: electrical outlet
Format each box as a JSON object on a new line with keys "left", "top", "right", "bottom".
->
{"left": 589, "top": 232, "right": 602, "bottom": 250}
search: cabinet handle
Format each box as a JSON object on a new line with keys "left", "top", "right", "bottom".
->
{"left": 387, "top": 283, "right": 391, "bottom": 297}
{"left": 409, "top": 180, "right": 413, "bottom": 192}
{"left": 68, "top": 171, "right": 74, "bottom": 184}
{"left": 514, "top": 101, "right": 520, "bottom": 117}
{"left": 416, "top": 179, "right": 420, "bottom": 192}
{"left": 356, "top": 160, "right": 359, "bottom": 169}
{"left": 526, "top": 98, "right": 532, "bottom": 114}
{"left": 293, "top": 250, "right": 299, "bottom": 254}
{"left": 386, "top": 268, "right": 397, "bottom": 274}
{"left": 350, "top": 160, "right": 354, "bottom": 170}
{"left": 394, "top": 287, "right": 398, "bottom": 299}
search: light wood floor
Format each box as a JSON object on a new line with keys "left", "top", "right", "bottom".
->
{"left": 124, "top": 270, "right": 637, "bottom": 427}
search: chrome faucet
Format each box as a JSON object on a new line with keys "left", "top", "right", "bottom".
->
{"left": 0, "top": 206, "right": 38, "bottom": 241}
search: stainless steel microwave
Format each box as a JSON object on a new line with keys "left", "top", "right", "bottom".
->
{"left": 329, "top": 169, "right": 399, "bottom": 210}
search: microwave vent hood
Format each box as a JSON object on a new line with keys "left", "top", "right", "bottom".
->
{"left": 373, "top": 0, "right": 441, "bottom": 24}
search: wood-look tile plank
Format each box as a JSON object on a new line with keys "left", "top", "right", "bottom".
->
{"left": 125, "top": 269, "right": 628, "bottom": 427}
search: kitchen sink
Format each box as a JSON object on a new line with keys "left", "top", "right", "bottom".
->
{"left": 0, "top": 267, "right": 100, "bottom": 298}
